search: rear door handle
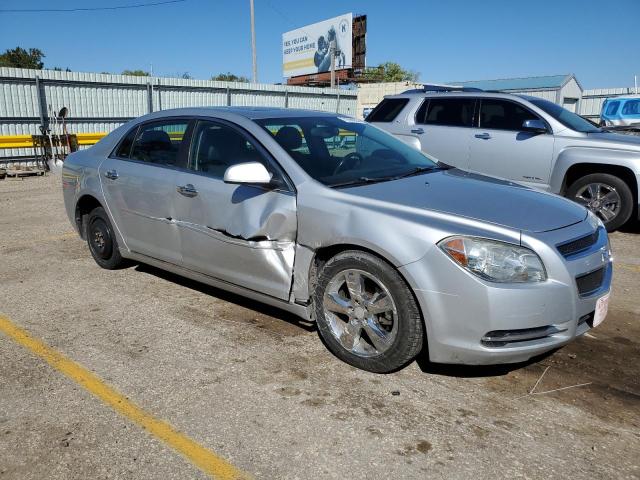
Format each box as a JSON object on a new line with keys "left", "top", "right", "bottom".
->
{"left": 104, "top": 169, "right": 118, "bottom": 180}
{"left": 411, "top": 128, "right": 425, "bottom": 134}
{"left": 474, "top": 133, "right": 491, "bottom": 140}
{"left": 176, "top": 184, "right": 198, "bottom": 197}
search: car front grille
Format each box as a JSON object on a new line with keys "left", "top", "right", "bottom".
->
{"left": 576, "top": 267, "right": 605, "bottom": 296}
{"left": 557, "top": 228, "right": 600, "bottom": 258}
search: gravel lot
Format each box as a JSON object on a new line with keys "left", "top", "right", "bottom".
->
{"left": 1, "top": 174, "right": 638, "bottom": 479}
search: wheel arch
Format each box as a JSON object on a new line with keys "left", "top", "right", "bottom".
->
{"left": 74, "top": 194, "right": 104, "bottom": 239}
{"left": 561, "top": 162, "right": 638, "bottom": 201}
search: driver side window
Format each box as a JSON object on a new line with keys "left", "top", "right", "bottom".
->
{"left": 189, "top": 120, "right": 267, "bottom": 179}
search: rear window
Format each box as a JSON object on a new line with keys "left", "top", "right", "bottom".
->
{"left": 114, "top": 127, "right": 137, "bottom": 158}
{"left": 130, "top": 120, "right": 189, "bottom": 166}
{"left": 418, "top": 98, "right": 475, "bottom": 127}
{"left": 366, "top": 98, "right": 409, "bottom": 123}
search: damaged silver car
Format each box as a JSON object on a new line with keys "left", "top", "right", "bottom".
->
{"left": 62, "top": 108, "right": 612, "bottom": 373}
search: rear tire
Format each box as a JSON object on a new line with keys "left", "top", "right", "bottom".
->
{"left": 86, "top": 206, "right": 127, "bottom": 269}
{"left": 566, "top": 173, "right": 633, "bottom": 232}
{"left": 313, "top": 250, "right": 424, "bottom": 373}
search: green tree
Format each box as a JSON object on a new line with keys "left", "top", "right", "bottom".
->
{"left": 362, "top": 62, "right": 419, "bottom": 82}
{"left": 122, "top": 69, "right": 150, "bottom": 76}
{"left": 211, "top": 72, "right": 250, "bottom": 83}
{"left": 0, "top": 47, "right": 45, "bottom": 69}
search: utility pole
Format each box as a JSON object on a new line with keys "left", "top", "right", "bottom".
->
{"left": 250, "top": 0, "right": 257, "bottom": 83}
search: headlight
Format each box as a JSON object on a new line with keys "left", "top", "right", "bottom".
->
{"left": 438, "top": 236, "right": 546, "bottom": 283}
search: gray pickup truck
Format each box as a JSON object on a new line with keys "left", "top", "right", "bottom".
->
{"left": 367, "top": 89, "right": 640, "bottom": 231}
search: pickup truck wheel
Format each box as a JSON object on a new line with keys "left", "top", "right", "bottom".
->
{"left": 313, "top": 250, "right": 424, "bottom": 373}
{"left": 567, "top": 173, "right": 633, "bottom": 232}
{"left": 86, "top": 206, "right": 127, "bottom": 269}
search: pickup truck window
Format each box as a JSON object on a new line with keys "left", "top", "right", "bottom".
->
{"left": 366, "top": 98, "right": 409, "bottom": 122}
{"left": 479, "top": 99, "right": 540, "bottom": 131}
{"left": 418, "top": 98, "right": 475, "bottom": 127}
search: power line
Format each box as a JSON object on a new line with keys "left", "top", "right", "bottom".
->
{"left": 0, "top": 0, "right": 187, "bottom": 13}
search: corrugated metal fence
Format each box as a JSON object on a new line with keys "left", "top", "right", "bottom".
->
{"left": 0, "top": 67, "right": 357, "bottom": 161}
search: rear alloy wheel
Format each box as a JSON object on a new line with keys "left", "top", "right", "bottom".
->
{"left": 313, "top": 251, "right": 423, "bottom": 373}
{"left": 86, "top": 206, "right": 127, "bottom": 269}
{"left": 567, "top": 173, "right": 633, "bottom": 232}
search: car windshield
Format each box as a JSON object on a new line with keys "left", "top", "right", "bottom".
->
{"left": 255, "top": 116, "right": 441, "bottom": 187}
{"left": 528, "top": 97, "right": 601, "bottom": 133}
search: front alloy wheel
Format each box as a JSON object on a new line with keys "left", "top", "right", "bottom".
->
{"left": 314, "top": 250, "right": 424, "bottom": 373}
{"left": 323, "top": 269, "right": 398, "bottom": 357}
{"left": 567, "top": 173, "right": 633, "bottom": 232}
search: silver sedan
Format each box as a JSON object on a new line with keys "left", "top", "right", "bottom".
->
{"left": 62, "top": 107, "right": 612, "bottom": 373}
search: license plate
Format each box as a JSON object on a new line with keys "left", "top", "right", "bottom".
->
{"left": 593, "top": 293, "right": 610, "bottom": 328}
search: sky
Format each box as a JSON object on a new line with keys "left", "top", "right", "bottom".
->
{"left": 1, "top": 0, "right": 639, "bottom": 89}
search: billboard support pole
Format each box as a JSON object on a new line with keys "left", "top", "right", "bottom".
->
{"left": 250, "top": 0, "right": 258, "bottom": 83}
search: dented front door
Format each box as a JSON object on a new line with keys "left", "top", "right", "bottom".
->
{"left": 172, "top": 119, "right": 297, "bottom": 300}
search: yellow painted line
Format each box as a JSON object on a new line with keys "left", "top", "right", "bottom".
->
{"left": 0, "top": 133, "right": 108, "bottom": 149}
{"left": 0, "top": 314, "right": 249, "bottom": 480}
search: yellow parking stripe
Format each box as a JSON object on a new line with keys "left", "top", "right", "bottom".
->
{"left": 0, "top": 315, "right": 249, "bottom": 480}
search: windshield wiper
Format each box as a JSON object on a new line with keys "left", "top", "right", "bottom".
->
{"left": 329, "top": 176, "right": 394, "bottom": 188}
{"left": 394, "top": 164, "right": 450, "bottom": 179}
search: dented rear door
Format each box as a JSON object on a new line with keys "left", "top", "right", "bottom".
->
{"left": 172, "top": 119, "right": 297, "bottom": 300}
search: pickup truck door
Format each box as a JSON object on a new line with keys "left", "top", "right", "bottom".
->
{"left": 411, "top": 97, "right": 475, "bottom": 169}
{"left": 468, "top": 98, "right": 554, "bottom": 188}
{"left": 99, "top": 119, "right": 192, "bottom": 264}
{"left": 172, "top": 119, "right": 297, "bottom": 300}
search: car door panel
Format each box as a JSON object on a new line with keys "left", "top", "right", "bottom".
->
{"left": 174, "top": 174, "right": 297, "bottom": 299}
{"left": 99, "top": 157, "right": 182, "bottom": 264}
{"left": 468, "top": 99, "right": 555, "bottom": 187}
{"left": 173, "top": 119, "right": 297, "bottom": 300}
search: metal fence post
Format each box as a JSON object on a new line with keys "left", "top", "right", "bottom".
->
{"left": 336, "top": 89, "right": 341, "bottom": 114}
{"left": 35, "top": 75, "right": 47, "bottom": 130}
{"left": 226, "top": 87, "right": 231, "bottom": 106}
{"left": 147, "top": 82, "right": 153, "bottom": 113}
{"left": 284, "top": 90, "right": 289, "bottom": 108}
{"left": 156, "top": 79, "right": 162, "bottom": 111}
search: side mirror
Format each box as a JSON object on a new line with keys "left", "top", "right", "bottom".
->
{"left": 223, "top": 162, "right": 272, "bottom": 185}
{"left": 522, "top": 119, "right": 548, "bottom": 134}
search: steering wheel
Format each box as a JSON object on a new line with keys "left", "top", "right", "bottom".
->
{"left": 333, "top": 152, "right": 364, "bottom": 175}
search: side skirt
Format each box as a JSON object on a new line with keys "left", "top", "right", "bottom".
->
{"left": 122, "top": 250, "right": 312, "bottom": 321}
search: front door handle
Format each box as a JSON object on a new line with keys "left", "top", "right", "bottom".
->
{"left": 474, "top": 133, "right": 491, "bottom": 140}
{"left": 411, "top": 128, "right": 425, "bottom": 134}
{"left": 104, "top": 169, "right": 118, "bottom": 180}
{"left": 177, "top": 184, "right": 198, "bottom": 197}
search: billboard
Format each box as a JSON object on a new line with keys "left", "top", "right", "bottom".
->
{"left": 282, "top": 13, "right": 353, "bottom": 78}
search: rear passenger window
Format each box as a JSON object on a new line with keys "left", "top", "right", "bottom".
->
{"left": 419, "top": 98, "right": 475, "bottom": 127}
{"left": 366, "top": 98, "right": 409, "bottom": 122}
{"left": 114, "top": 127, "right": 137, "bottom": 158}
{"left": 189, "top": 121, "right": 267, "bottom": 178}
{"left": 130, "top": 120, "right": 188, "bottom": 166}
{"left": 479, "top": 99, "right": 539, "bottom": 131}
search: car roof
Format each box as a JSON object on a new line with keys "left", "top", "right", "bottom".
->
{"left": 139, "top": 106, "right": 340, "bottom": 121}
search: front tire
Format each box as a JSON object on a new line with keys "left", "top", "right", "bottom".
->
{"left": 566, "top": 173, "right": 633, "bottom": 232}
{"left": 313, "top": 250, "right": 424, "bottom": 373}
{"left": 86, "top": 206, "right": 127, "bottom": 269}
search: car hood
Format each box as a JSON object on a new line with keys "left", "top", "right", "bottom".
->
{"left": 584, "top": 131, "right": 640, "bottom": 149}
{"left": 343, "top": 169, "right": 587, "bottom": 233}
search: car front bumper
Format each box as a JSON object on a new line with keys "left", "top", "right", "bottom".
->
{"left": 400, "top": 220, "right": 612, "bottom": 365}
